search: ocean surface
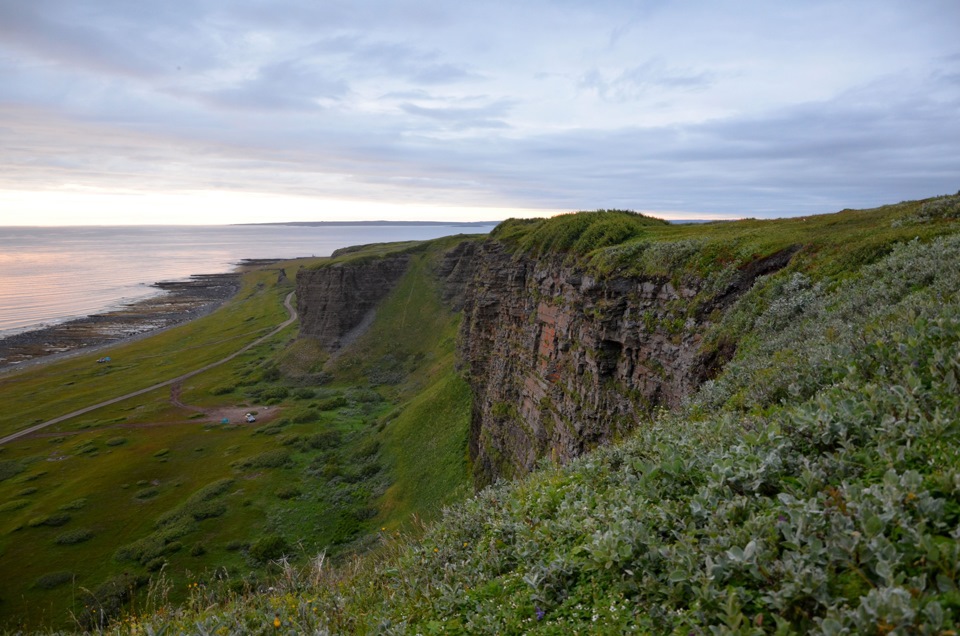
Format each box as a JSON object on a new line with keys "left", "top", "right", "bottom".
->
{"left": 0, "top": 224, "right": 496, "bottom": 337}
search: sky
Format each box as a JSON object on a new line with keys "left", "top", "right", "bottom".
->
{"left": 0, "top": 0, "right": 958, "bottom": 225}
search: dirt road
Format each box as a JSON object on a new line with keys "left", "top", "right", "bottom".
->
{"left": 0, "top": 292, "right": 297, "bottom": 446}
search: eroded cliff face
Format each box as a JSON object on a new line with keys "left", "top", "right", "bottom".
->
{"left": 294, "top": 237, "right": 796, "bottom": 488}
{"left": 296, "top": 255, "right": 411, "bottom": 350}
{"left": 458, "top": 241, "right": 797, "bottom": 486}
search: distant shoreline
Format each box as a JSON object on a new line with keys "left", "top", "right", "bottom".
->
{"left": 236, "top": 220, "right": 501, "bottom": 227}
{"left": 0, "top": 269, "right": 247, "bottom": 372}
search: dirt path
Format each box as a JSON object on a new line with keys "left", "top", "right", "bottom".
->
{"left": 0, "top": 291, "right": 297, "bottom": 446}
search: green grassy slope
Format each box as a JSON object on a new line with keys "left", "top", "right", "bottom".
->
{"left": 0, "top": 237, "right": 481, "bottom": 632}
{"left": 81, "top": 194, "right": 960, "bottom": 634}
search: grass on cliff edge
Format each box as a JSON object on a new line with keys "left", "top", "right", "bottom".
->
{"left": 493, "top": 194, "right": 960, "bottom": 283}
{"left": 70, "top": 195, "right": 960, "bottom": 635}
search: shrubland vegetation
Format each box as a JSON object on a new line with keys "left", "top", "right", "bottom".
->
{"left": 2, "top": 194, "right": 960, "bottom": 634}
{"left": 0, "top": 240, "right": 473, "bottom": 632}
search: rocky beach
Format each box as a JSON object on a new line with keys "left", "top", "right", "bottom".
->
{"left": 0, "top": 271, "right": 243, "bottom": 369}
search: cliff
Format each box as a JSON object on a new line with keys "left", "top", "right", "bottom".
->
{"left": 294, "top": 223, "right": 801, "bottom": 487}
{"left": 457, "top": 239, "right": 798, "bottom": 486}
{"left": 296, "top": 254, "right": 412, "bottom": 351}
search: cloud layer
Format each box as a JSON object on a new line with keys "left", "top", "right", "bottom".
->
{"left": 1, "top": 0, "right": 959, "bottom": 222}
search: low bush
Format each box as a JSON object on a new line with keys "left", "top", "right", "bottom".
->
{"left": 315, "top": 395, "right": 348, "bottom": 411}
{"left": 55, "top": 528, "right": 93, "bottom": 545}
{"left": 0, "top": 459, "right": 24, "bottom": 482}
{"left": 0, "top": 498, "right": 30, "bottom": 512}
{"left": 233, "top": 449, "right": 291, "bottom": 469}
{"left": 33, "top": 571, "right": 74, "bottom": 590}
{"left": 248, "top": 535, "right": 289, "bottom": 563}
{"left": 58, "top": 498, "right": 88, "bottom": 511}
{"left": 293, "top": 387, "right": 316, "bottom": 400}
{"left": 27, "top": 512, "right": 71, "bottom": 527}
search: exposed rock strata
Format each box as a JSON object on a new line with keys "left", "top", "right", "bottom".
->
{"left": 293, "top": 238, "right": 798, "bottom": 488}
{"left": 457, "top": 242, "right": 797, "bottom": 486}
{"left": 296, "top": 255, "right": 411, "bottom": 350}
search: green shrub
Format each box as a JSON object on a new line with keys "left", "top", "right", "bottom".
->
{"left": 248, "top": 535, "right": 289, "bottom": 563}
{"left": 153, "top": 448, "right": 170, "bottom": 458}
{"left": 233, "top": 449, "right": 291, "bottom": 469}
{"left": 275, "top": 485, "right": 301, "bottom": 500}
{"left": 58, "top": 498, "right": 87, "bottom": 511}
{"left": 134, "top": 487, "right": 159, "bottom": 500}
{"left": 105, "top": 437, "right": 127, "bottom": 447}
{"left": 0, "top": 459, "right": 24, "bottom": 482}
{"left": 33, "top": 571, "right": 74, "bottom": 590}
{"left": 0, "top": 498, "right": 30, "bottom": 512}
{"left": 55, "top": 528, "right": 93, "bottom": 545}
{"left": 27, "top": 512, "right": 70, "bottom": 527}
{"left": 316, "top": 395, "right": 348, "bottom": 411}
{"left": 259, "top": 386, "right": 289, "bottom": 401}
{"left": 14, "top": 486, "right": 38, "bottom": 497}
{"left": 77, "top": 573, "right": 148, "bottom": 630}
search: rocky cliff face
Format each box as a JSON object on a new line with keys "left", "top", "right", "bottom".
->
{"left": 294, "top": 236, "right": 796, "bottom": 488}
{"left": 296, "top": 255, "right": 411, "bottom": 350}
{"left": 458, "top": 241, "right": 797, "bottom": 486}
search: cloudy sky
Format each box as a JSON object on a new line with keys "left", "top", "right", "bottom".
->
{"left": 1, "top": 0, "right": 958, "bottom": 225}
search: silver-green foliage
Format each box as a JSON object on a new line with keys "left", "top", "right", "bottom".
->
{"left": 367, "top": 303, "right": 960, "bottom": 633}
{"left": 695, "top": 234, "right": 960, "bottom": 412}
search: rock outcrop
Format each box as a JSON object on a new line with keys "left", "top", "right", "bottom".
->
{"left": 294, "top": 235, "right": 798, "bottom": 488}
{"left": 457, "top": 242, "right": 798, "bottom": 486}
{"left": 296, "top": 255, "right": 411, "bottom": 351}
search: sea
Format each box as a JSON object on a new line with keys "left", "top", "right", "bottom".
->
{"left": 0, "top": 223, "right": 497, "bottom": 338}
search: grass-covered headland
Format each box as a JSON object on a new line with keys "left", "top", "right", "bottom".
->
{"left": 3, "top": 194, "right": 960, "bottom": 634}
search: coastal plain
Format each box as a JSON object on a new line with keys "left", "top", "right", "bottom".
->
{"left": 0, "top": 248, "right": 471, "bottom": 630}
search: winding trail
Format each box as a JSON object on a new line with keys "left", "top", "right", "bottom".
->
{"left": 0, "top": 291, "right": 297, "bottom": 446}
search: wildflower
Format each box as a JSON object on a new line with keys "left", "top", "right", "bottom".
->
{"left": 536, "top": 606, "right": 545, "bottom": 621}
{"left": 274, "top": 614, "right": 281, "bottom": 629}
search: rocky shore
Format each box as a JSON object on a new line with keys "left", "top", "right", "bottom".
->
{"left": 0, "top": 272, "right": 242, "bottom": 369}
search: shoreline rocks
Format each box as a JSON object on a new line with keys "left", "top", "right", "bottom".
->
{"left": 0, "top": 273, "right": 241, "bottom": 369}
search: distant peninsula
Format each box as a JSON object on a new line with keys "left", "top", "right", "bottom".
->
{"left": 237, "top": 220, "right": 501, "bottom": 227}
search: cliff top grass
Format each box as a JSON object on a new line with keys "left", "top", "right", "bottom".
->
{"left": 493, "top": 193, "right": 960, "bottom": 282}
{"left": 306, "top": 233, "right": 486, "bottom": 269}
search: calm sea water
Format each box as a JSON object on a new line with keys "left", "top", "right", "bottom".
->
{"left": 0, "top": 224, "right": 495, "bottom": 337}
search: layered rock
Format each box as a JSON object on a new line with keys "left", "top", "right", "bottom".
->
{"left": 458, "top": 242, "right": 798, "bottom": 486}
{"left": 296, "top": 255, "right": 411, "bottom": 351}
{"left": 294, "top": 235, "right": 798, "bottom": 488}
